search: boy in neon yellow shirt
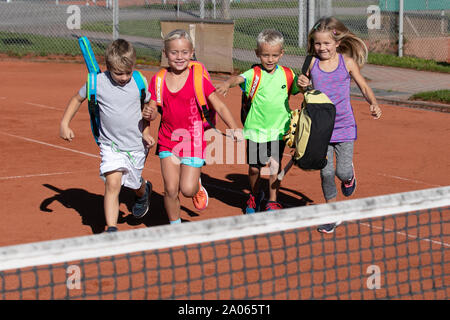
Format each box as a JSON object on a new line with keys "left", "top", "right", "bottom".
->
{"left": 216, "top": 29, "right": 300, "bottom": 213}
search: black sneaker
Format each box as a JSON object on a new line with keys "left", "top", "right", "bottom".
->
{"left": 132, "top": 181, "right": 152, "bottom": 218}
{"left": 317, "top": 221, "right": 342, "bottom": 234}
{"left": 341, "top": 166, "right": 357, "bottom": 197}
{"left": 106, "top": 226, "right": 118, "bottom": 233}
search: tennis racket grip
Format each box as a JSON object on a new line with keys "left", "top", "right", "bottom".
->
{"left": 278, "top": 157, "right": 294, "bottom": 181}
{"left": 78, "top": 36, "right": 101, "bottom": 74}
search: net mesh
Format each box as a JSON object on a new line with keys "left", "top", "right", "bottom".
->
{"left": 0, "top": 186, "right": 449, "bottom": 300}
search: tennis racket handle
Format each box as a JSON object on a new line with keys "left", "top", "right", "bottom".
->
{"left": 278, "top": 158, "right": 294, "bottom": 181}
{"left": 78, "top": 36, "right": 101, "bottom": 74}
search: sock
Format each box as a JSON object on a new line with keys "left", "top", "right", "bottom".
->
{"left": 170, "top": 218, "right": 181, "bottom": 224}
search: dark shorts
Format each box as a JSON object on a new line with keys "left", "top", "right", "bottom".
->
{"left": 246, "top": 139, "right": 286, "bottom": 169}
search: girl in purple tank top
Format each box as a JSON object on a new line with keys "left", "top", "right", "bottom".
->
{"left": 297, "top": 16, "right": 382, "bottom": 234}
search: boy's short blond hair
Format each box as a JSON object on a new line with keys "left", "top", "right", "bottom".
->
{"left": 256, "top": 29, "right": 284, "bottom": 50}
{"left": 105, "top": 39, "right": 136, "bottom": 73}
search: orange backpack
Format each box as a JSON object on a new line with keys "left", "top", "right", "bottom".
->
{"left": 154, "top": 61, "right": 216, "bottom": 131}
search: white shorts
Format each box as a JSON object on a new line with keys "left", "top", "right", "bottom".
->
{"left": 99, "top": 143, "right": 148, "bottom": 190}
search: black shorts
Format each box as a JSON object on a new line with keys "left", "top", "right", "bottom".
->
{"left": 246, "top": 139, "right": 286, "bottom": 169}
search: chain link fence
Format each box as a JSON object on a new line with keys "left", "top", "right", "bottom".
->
{"left": 0, "top": 0, "right": 449, "bottom": 71}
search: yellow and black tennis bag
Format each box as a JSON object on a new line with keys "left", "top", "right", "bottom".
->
{"left": 284, "top": 56, "right": 336, "bottom": 171}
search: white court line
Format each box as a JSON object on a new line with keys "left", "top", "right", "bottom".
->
{"left": 23, "top": 102, "right": 62, "bottom": 111}
{"left": 0, "top": 99, "right": 60, "bottom": 110}
{"left": 0, "top": 131, "right": 100, "bottom": 159}
{"left": 281, "top": 155, "right": 439, "bottom": 188}
{"left": 0, "top": 130, "right": 162, "bottom": 175}
{"left": 0, "top": 171, "right": 91, "bottom": 181}
{"left": 377, "top": 173, "right": 441, "bottom": 188}
{"left": 360, "top": 222, "right": 450, "bottom": 248}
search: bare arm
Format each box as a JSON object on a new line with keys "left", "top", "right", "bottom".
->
{"left": 142, "top": 99, "right": 158, "bottom": 121}
{"left": 345, "top": 57, "right": 382, "bottom": 119}
{"left": 297, "top": 57, "right": 315, "bottom": 92}
{"left": 141, "top": 100, "right": 157, "bottom": 148}
{"left": 60, "top": 93, "right": 85, "bottom": 142}
{"left": 207, "top": 91, "right": 243, "bottom": 140}
{"left": 215, "top": 75, "right": 245, "bottom": 96}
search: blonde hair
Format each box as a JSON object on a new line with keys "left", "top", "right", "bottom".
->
{"left": 105, "top": 39, "right": 136, "bottom": 72}
{"left": 308, "top": 16, "right": 368, "bottom": 68}
{"left": 256, "top": 29, "right": 284, "bottom": 50}
{"left": 163, "top": 29, "right": 194, "bottom": 51}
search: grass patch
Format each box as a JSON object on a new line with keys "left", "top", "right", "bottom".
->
{"left": 82, "top": 20, "right": 162, "bottom": 39}
{"left": 409, "top": 89, "right": 450, "bottom": 104}
{"left": 0, "top": 31, "right": 160, "bottom": 66}
{"left": 368, "top": 53, "right": 450, "bottom": 73}
{"left": 0, "top": 32, "right": 81, "bottom": 57}
{"left": 1, "top": 18, "right": 449, "bottom": 75}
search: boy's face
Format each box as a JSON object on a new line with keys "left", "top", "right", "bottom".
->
{"left": 109, "top": 67, "right": 133, "bottom": 87}
{"left": 164, "top": 38, "right": 194, "bottom": 72}
{"left": 255, "top": 42, "right": 284, "bottom": 73}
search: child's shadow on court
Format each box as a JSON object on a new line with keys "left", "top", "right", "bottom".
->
{"left": 200, "top": 173, "right": 314, "bottom": 211}
{"left": 39, "top": 184, "right": 179, "bottom": 234}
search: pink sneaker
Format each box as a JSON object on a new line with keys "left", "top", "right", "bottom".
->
{"left": 193, "top": 178, "right": 209, "bottom": 211}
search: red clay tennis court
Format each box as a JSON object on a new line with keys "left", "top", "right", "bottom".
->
{"left": 0, "top": 59, "right": 449, "bottom": 299}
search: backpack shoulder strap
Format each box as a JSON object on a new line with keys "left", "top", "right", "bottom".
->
{"left": 132, "top": 70, "right": 147, "bottom": 110}
{"left": 301, "top": 55, "right": 314, "bottom": 77}
{"left": 248, "top": 64, "right": 262, "bottom": 103}
{"left": 154, "top": 68, "right": 167, "bottom": 113}
{"left": 280, "top": 65, "right": 294, "bottom": 95}
{"left": 190, "top": 61, "right": 208, "bottom": 109}
{"left": 189, "top": 61, "right": 215, "bottom": 129}
{"left": 189, "top": 60, "right": 211, "bottom": 80}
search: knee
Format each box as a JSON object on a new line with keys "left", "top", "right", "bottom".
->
{"left": 336, "top": 166, "right": 353, "bottom": 182}
{"left": 164, "top": 184, "right": 179, "bottom": 199}
{"left": 248, "top": 165, "right": 260, "bottom": 176}
{"left": 180, "top": 183, "right": 197, "bottom": 198}
{"left": 105, "top": 176, "right": 122, "bottom": 194}
{"left": 320, "top": 167, "right": 335, "bottom": 181}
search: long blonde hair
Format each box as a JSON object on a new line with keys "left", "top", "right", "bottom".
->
{"left": 307, "top": 16, "right": 368, "bottom": 68}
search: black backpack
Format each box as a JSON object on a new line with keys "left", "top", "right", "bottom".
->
{"left": 284, "top": 56, "right": 336, "bottom": 171}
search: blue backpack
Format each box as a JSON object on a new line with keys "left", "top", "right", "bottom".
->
{"left": 86, "top": 71, "right": 147, "bottom": 145}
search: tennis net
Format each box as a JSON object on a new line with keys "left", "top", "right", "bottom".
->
{"left": 0, "top": 186, "right": 449, "bottom": 300}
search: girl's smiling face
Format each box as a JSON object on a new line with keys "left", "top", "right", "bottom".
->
{"left": 313, "top": 31, "right": 340, "bottom": 61}
{"left": 164, "top": 38, "right": 194, "bottom": 72}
